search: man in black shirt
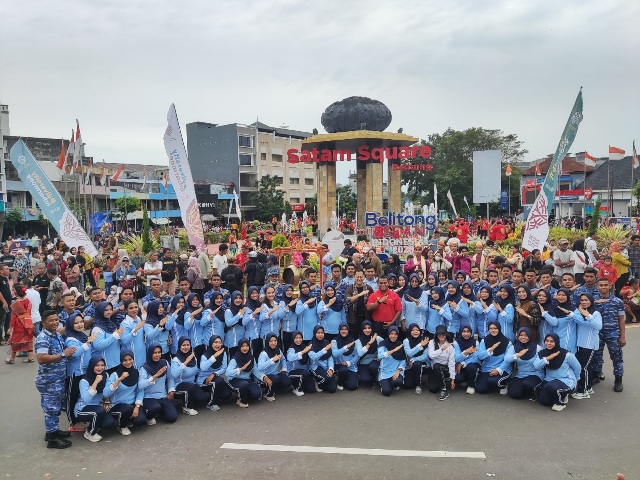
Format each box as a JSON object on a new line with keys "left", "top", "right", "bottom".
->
{"left": 0, "top": 265, "right": 12, "bottom": 343}
{"left": 221, "top": 257, "right": 243, "bottom": 294}
{"left": 340, "top": 239, "right": 358, "bottom": 264}
{"left": 243, "top": 251, "right": 259, "bottom": 288}
{"left": 161, "top": 248, "right": 177, "bottom": 295}
{"left": 33, "top": 263, "right": 50, "bottom": 315}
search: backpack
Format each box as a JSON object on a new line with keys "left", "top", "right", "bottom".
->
{"left": 255, "top": 262, "right": 267, "bottom": 287}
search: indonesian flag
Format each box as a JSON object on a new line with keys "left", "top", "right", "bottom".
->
{"left": 162, "top": 171, "right": 168, "bottom": 189}
{"left": 66, "top": 129, "right": 75, "bottom": 169}
{"left": 73, "top": 120, "right": 82, "bottom": 167}
{"left": 505, "top": 164, "right": 512, "bottom": 176}
{"left": 56, "top": 138, "right": 66, "bottom": 170}
{"left": 85, "top": 158, "right": 93, "bottom": 185}
{"left": 584, "top": 152, "right": 597, "bottom": 167}
{"left": 142, "top": 169, "right": 147, "bottom": 190}
{"left": 111, "top": 164, "right": 125, "bottom": 181}
{"left": 100, "top": 161, "right": 106, "bottom": 185}
{"left": 535, "top": 161, "right": 541, "bottom": 176}
{"left": 609, "top": 145, "right": 625, "bottom": 160}
{"left": 633, "top": 141, "right": 638, "bottom": 169}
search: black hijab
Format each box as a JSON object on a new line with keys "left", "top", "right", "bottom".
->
{"left": 311, "top": 325, "right": 331, "bottom": 360}
{"left": 289, "top": 330, "right": 309, "bottom": 364}
{"left": 324, "top": 285, "right": 344, "bottom": 312}
{"left": 232, "top": 338, "right": 254, "bottom": 370}
{"left": 496, "top": 285, "right": 516, "bottom": 310}
{"left": 186, "top": 293, "right": 203, "bottom": 320}
{"left": 555, "top": 288, "right": 575, "bottom": 317}
{"left": 298, "top": 281, "right": 312, "bottom": 303}
{"left": 538, "top": 333, "right": 567, "bottom": 370}
{"left": 396, "top": 274, "right": 408, "bottom": 296}
{"left": 175, "top": 336, "right": 197, "bottom": 367}
{"left": 335, "top": 322, "right": 355, "bottom": 355}
{"left": 461, "top": 280, "right": 477, "bottom": 301}
{"left": 536, "top": 290, "right": 555, "bottom": 316}
{"left": 146, "top": 300, "right": 165, "bottom": 328}
{"left": 405, "top": 274, "right": 424, "bottom": 301}
{"left": 579, "top": 293, "right": 596, "bottom": 315}
{"left": 142, "top": 343, "right": 167, "bottom": 377}
{"left": 65, "top": 312, "right": 87, "bottom": 343}
{"left": 245, "top": 286, "right": 262, "bottom": 311}
{"left": 358, "top": 321, "right": 378, "bottom": 355}
{"left": 514, "top": 327, "right": 537, "bottom": 361}
{"left": 446, "top": 280, "right": 462, "bottom": 304}
{"left": 430, "top": 287, "right": 447, "bottom": 308}
{"left": 83, "top": 356, "right": 107, "bottom": 394}
{"left": 483, "top": 321, "right": 509, "bottom": 356}
{"left": 406, "top": 323, "right": 425, "bottom": 349}
{"left": 211, "top": 293, "right": 226, "bottom": 322}
{"left": 263, "top": 332, "right": 282, "bottom": 359}
{"left": 170, "top": 295, "right": 186, "bottom": 326}
{"left": 456, "top": 326, "right": 476, "bottom": 352}
{"left": 116, "top": 350, "right": 139, "bottom": 387}
{"left": 229, "top": 291, "right": 244, "bottom": 315}
{"left": 380, "top": 326, "right": 405, "bottom": 360}
{"left": 204, "top": 335, "right": 224, "bottom": 370}
{"left": 94, "top": 302, "right": 117, "bottom": 334}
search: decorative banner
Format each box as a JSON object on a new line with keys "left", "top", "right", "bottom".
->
{"left": 523, "top": 89, "right": 583, "bottom": 252}
{"left": 10, "top": 139, "right": 98, "bottom": 257}
{"left": 500, "top": 190, "right": 508, "bottom": 210}
{"left": 163, "top": 104, "right": 205, "bottom": 251}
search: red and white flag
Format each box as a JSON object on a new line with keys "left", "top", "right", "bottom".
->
{"left": 505, "top": 164, "right": 512, "bottom": 176}
{"left": 609, "top": 145, "right": 625, "bottom": 160}
{"left": 633, "top": 141, "right": 638, "bottom": 169}
{"left": 73, "top": 120, "right": 82, "bottom": 167}
{"left": 56, "top": 139, "right": 66, "bottom": 170}
{"left": 584, "top": 152, "right": 597, "bottom": 167}
{"left": 111, "top": 164, "right": 125, "bottom": 181}
{"left": 85, "top": 158, "right": 93, "bottom": 185}
{"left": 100, "top": 161, "right": 106, "bottom": 185}
{"left": 162, "top": 171, "right": 168, "bottom": 189}
{"left": 142, "top": 169, "right": 147, "bottom": 190}
{"left": 535, "top": 161, "right": 541, "bottom": 176}
{"left": 66, "top": 129, "right": 75, "bottom": 169}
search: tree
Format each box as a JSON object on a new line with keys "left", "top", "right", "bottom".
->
{"left": 337, "top": 185, "right": 357, "bottom": 217}
{"left": 305, "top": 194, "right": 318, "bottom": 216}
{"left": 114, "top": 196, "right": 141, "bottom": 218}
{"left": 4, "top": 207, "right": 24, "bottom": 237}
{"left": 141, "top": 203, "right": 153, "bottom": 254}
{"left": 588, "top": 196, "right": 602, "bottom": 236}
{"left": 633, "top": 180, "right": 640, "bottom": 216}
{"left": 252, "top": 175, "right": 286, "bottom": 222}
{"left": 403, "top": 128, "right": 528, "bottom": 216}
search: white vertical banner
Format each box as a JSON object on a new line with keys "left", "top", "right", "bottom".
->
{"left": 446, "top": 190, "right": 458, "bottom": 217}
{"left": 163, "top": 104, "right": 205, "bottom": 251}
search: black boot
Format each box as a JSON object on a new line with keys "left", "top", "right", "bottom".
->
{"left": 614, "top": 376, "right": 623, "bottom": 392}
{"left": 44, "top": 430, "right": 72, "bottom": 441}
{"left": 46, "top": 437, "right": 72, "bottom": 449}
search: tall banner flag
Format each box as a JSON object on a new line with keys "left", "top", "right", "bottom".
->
{"left": 163, "top": 104, "right": 205, "bottom": 251}
{"left": 85, "top": 158, "right": 93, "bottom": 185}
{"left": 446, "top": 190, "right": 458, "bottom": 217}
{"left": 99, "top": 161, "right": 106, "bottom": 186}
{"left": 609, "top": 145, "right": 625, "bottom": 160}
{"left": 10, "top": 139, "right": 98, "bottom": 257}
{"left": 234, "top": 190, "right": 241, "bottom": 218}
{"left": 584, "top": 152, "right": 597, "bottom": 167}
{"left": 633, "top": 141, "right": 638, "bottom": 169}
{"left": 66, "top": 129, "right": 75, "bottom": 170}
{"left": 110, "top": 164, "right": 124, "bottom": 182}
{"left": 433, "top": 182, "right": 438, "bottom": 213}
{"left": 72, "top": 120, "right": 82, "bottom": 168}
{"left": 56, "top": 139, "right": 66, "bottom": 170}
{"left": 523, "top": 89, "right": 583, "bottom": 252}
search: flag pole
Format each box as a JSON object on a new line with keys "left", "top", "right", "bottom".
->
{"left": 165, "top": 172, "right": 169, "bottom": 230}
{"left": 631, "top": 151, "right": 635, "bottom": 217}
{"left": 583, "top": 153, "right": 587, "bottom": 224}
{"left": 608, "top": 147, "right": 612, "bottom": 214}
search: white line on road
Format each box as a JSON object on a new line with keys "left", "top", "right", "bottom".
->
{"left": 220, "top": 443, "right": 486, "bottom": 459}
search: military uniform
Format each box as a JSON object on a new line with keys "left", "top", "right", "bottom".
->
{"left": 34, "top": 329, "right": 67, "bottom": 433}
{"left": 592, "top": 295, "right": 624, "bottom": 378}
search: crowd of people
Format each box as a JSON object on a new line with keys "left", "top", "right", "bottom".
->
{"left": 0, "top": 224, "right": 633, "bottom": 451}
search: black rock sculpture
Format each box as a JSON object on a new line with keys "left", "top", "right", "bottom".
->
{"left": 321, "top": 96, "right": 392, "bottom": 133}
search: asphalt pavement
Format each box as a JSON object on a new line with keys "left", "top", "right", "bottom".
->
{"left": 1, "top": 327, "right": 638, "bottom": 480}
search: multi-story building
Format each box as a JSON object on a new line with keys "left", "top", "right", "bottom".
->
{"left": 0, "top": 102, "right": 10, "bottom": 223}
{"left": 186, "top": 120, "right": 314, "bottom": 219}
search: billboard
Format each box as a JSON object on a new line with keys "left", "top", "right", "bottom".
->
{"left": 472, "top": 150, "right": 501, "bottom": 204}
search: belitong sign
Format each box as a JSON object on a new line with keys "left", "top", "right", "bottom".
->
{"left": 366, "top": 211, "right": 437, "bottom": 258}
{"left": 288, "top": 145, "right": 433, "bottom": 163}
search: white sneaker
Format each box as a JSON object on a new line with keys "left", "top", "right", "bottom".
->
{"left": 182, "top": 407, "right": 198, "bottom": 415}
{"left": 265, "top": 395, "right": 276, "bottom": 402}
{"left": 84, "top": 430, "right": 102, "bottom": 442}
{"left": 117, "top": 426, "right": 131, "bottom": 436}
{"left": 292, "top": 388, "right": 304, "bottom": 397}
{"left": 551, "top": 404, "right": 566, "bottom": 411}
{"left": 206, "top": 402, "right": 221, "bottom": 411}
{"left": 571, "top": 392, "right": 590, "bottom": 400}
{"left": 415, "top": 386, "right": 422, "bottom": 395}
{"left": 236, "top": 399, "right": 249, "bottom": 408}
{"left": 466, "top": 387, "right": 475, "bottom": 395}
{"left": 314, "top": 382, "right": 322, "bottom": 393}
{"left": 586, "top": 387, "right": 595, "bottom": 395}
{"left": 499, "top": 387, "right": 508, "bottom": 395}
{"left": 336, "top": 384, "right": 344, "bottom": 391}
{"left": 146, "top": 417, "right": 156, "bottom": 426}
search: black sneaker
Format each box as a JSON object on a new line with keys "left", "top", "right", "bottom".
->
{"left": 614, "top": 376, "right": 623, "bottom": 393}
{"left": 47, "top": 437, "right": 72, "bottom": 449}
{"left": 599, "top": 372, "right": 605, "bottom": 381}
{"left": 44, "top": 430, "right": 72, "bottom": 441}
{"left": 438, "top": 390, "right": 449, "bottom": 401}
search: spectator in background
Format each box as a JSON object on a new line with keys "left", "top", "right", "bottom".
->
{"left": 552, "top": 239, "right": 574, "bottom": 279}
{"left": 585, "top": 233, "right": 599, "bottom": 265}
{"left": 0, "top": 265, "right": 11, "bottom": 344}
{"left": 211, "top": 244, "right": 228, "bottom": 277}
{"left": 143, "top": 251, "right": 163, "bottom": 295}
{"left": 626, "top": 235, "right": 640, "bottom": 278}
{"left": 177, "top": 254, "right": 189, "bottom": 278}
{"left": 160, "top": 249, "right": 177, "bottom": 296}
{"left": 610, "top": 242, "right": 631, "bottom": 295}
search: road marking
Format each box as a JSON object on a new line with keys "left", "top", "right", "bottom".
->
{"left": 220, "top": 443, "right": 486, "bottom": 459}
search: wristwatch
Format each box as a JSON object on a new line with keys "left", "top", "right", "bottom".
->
{"left": 60, "top": 351, "right": 66, "bottom": 358}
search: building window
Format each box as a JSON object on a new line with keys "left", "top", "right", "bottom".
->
{"left": 289, "top": 177, "right": 299, "bottom": 185}
{"left": 274, "top": 176, "right": 283, "bottom": 185}
{"left": 304, "top": 178, "right": 314, "bottom": 186}
{"left": 272, "top": 154, "right": 283, "bottom": 163}
{"left": 261, "top": 153, "right": 266, "bottom": 161}
{"left": 239, "top": 154, "right": 253, "bottom": 166}
{"left": 238, "top": 136, "right": 253, "bottom": 148}
{"left": 290, "top": 198, "right": 300, "bottom": 204}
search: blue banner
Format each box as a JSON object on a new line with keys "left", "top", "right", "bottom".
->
{"left": 10, "top": 139, "right": 98, "bottom": 257}
{"left": 500, "top": 190, "right": 508, "bottom": 210}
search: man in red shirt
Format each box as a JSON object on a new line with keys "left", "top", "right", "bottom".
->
{"left": 366, "top": 276, "right": 402, "bottom": 338}
{"left": 456, "top": 220, "right": 469, "bottom": 245}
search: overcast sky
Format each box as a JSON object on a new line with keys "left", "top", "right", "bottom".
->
{"left": 1, "top": 0, "right": 638, "bottom": 185}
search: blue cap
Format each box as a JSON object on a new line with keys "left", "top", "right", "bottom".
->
{"left": 267, "top": 267, "right": 280, "bottom": 276}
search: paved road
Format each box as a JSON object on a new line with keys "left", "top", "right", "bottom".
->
{"left": 1, "top": 328, "right": 638, "bottom": 480}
